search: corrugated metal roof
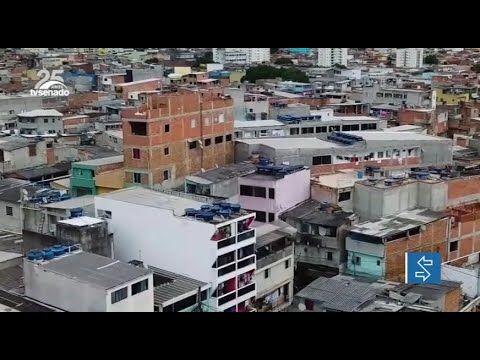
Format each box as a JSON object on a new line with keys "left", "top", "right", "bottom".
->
{"left": 149, "top": 266, "right": 208, "bottom": 306}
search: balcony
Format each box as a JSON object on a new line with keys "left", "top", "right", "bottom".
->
{"left": 218, "top": 291, "right": 236, "bottom": 306}
{"left": 237, "top": 283, "right": 255, "bottom": 297}
{"left": 257, "top": 244, "right": 294, "bottom": 270}
{"left": 218, "top": 263, "right": 236, "bottom": 277}
{"left": 217, "top": 236, "right": 236, "bottom": 249}
{"left": 238, "top": 229, "right": 255, "bottom": 242}
{"left": 211, "top": 224, "right": 232, "bottom": 242}
{"left": 237, "top": 256, "right": 255, "bottom": 270}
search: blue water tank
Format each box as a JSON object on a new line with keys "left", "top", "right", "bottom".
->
{"left": 52, "top": 245, "right": 65, "bottom": 257}
{"left": 211, "top": 205, "right": 221, "bottom": 213}
{"left": 229, "top": 204, "right": 241, "bottom": 213}
{"left": 200, "top": 211, "right": 214, "bottom": 222}
{"left": 27, "top": 250, "right": 37, "bottom": 260}
{"left": 42, "top": 249, "right": 54, "bottom": 260}
{"left": 218, "top": 209, "right": 231, "bottom": 219}
{"left": 201, "top": 205, "right": 212, "bottom": 211}
{"left": 220, "top": 202, "right": 231, "bottom": 209}
{"left": 357, "top": 171, "right": 364, "bottom": 179}
{"left": 70, "top": 208, "right": 84, "bottom": 218}
{"left": 185, "top": 208, "right": 198, "bottom": 216}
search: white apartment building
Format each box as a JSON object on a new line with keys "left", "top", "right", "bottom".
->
{"left": 95, "top": 187, "right": 257, "bottom": 312}
{"left": 395, "top": 48, "right": 424, "bottom": 69}
{"left": 317, "top": 48, "right": 348, "bottom": 67}
{"left": 24, "top": 248, "right": 153, "bottom": 312}
{"left": 17, "top": 109, "right": 64, "bottom": 136}
{"left": 212, "top": 48, "right": 270, "bottom": 65}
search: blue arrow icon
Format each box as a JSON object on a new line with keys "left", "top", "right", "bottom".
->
{"left": 406, "top": 252, "right": 441, "bottom": 284}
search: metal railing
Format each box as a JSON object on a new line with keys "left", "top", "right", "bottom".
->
{"left": 257, "top": 244, "right": 294, "bottom": 269}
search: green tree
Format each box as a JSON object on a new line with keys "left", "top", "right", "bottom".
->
{"left": 145, "top": 57, "right": 159, "bottom": 64}
{"left": 274, "top": 57, "right": 293, "bottom": 65}
{"left": 333, "top": 63, "right": 347, "bottom": 69}
{"left": 424, "top": 54, "right": 439, "bottom": 65}
{"left": 472, "top": 63, "right": 480, "bottom": 73}
{"left": 194, "top": 51, "right": 213, "bottom": 67}
{"left": 243, "top": 65, "right": 309, "bottom": 83}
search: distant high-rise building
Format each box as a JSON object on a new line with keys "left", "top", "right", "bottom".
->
{"left": 212, "top": 48, "right": 270, "bottom": 65}
{"left": 317, "top": 48, "right": 348, "bottom": 67}
{"left": 395, "top": 48, "right": 424, "bottom": 68}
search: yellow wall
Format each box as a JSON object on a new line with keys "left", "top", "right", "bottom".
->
{"left": 95, "top": 168, "right": 125, "bottom": 192}
{"left": 435, "top": 88, "right": 470, "bottom": 105}
{"left": 25, "top": 69, "right": 39, "bottom": 81}
{"left": 174, "top": 67, "right": 192, "bottom": 75}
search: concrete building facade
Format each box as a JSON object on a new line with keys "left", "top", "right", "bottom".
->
{"left": 317, "top": 48, "right": 348, "bottom": 67}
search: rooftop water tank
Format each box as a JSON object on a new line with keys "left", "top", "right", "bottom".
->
{"left": 201, "top": 205, "right": 212, "bottom": 211}
{"left": 218, "top": 209, "right": 231, "bottom": 219}
{"left": 185, "top": 208, "right": 198, "bottom": 217}
{"left": 42, "top": 248, "right": 54, "bottom": 261}
{"left": 70, "top": 208, "right": 84, "bottom": 218}
{"left": 229, "top": 204, "right": 241, "bottom": 213}
{"left": 52, "top": 244, "right": 65, "bottom": 257}
{"left": 220, "top": 203, "right": 231, "bottom": 210}
{"left": 199, "top": 211, "right": 214, "bottom": 222}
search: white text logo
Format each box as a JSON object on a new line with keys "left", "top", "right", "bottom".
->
{"left": 30, "top": 69, "right": 70, "bottom": 97}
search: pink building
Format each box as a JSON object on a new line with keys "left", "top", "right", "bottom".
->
{"left": 238, "top": 165, "right": 311, "bottom": 223}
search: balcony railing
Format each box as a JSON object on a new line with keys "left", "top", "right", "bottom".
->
{"left": 256, "top": 244, "right": 294, "bottom": 270}
{"left": 218, "top": 292, "right": 236, "bottom": 306}
{"left": 237, "top": 256, "right": 255, "bottom": 269}
{"left": 238, "top": 229, "right": 255, "bottom": 242}
{"left": 218, "top": 236, "right": 236, "bottom": 249}
{"left": 218, "top": 263, "right": 236, "bottom": 277}
{"left": 237, "top": 283, "right": 255, "bottom": 297}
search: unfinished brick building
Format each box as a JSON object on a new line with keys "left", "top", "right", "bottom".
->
{"left": 121, "top": 88, "right": 234, "bottom": 188}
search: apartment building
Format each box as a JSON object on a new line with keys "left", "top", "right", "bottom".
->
{"left": 317, "top": 48, "right": 348, "bottom": 67}
{"left": 24, "top": 248, "right": 153, "bottom": 312}
{"left": 95, "top": 187, "right": 257, "bottom": 312}
{"left": 238, "top": 164, "right": 311, "bottom": 223}
{"left": 395, "top": 48, "right": 424, "bottom": 68}
{"left": 122, "top": 88, "right": 235, "bottom": 188}
{"left": 17, "top": 109, "right": 64, "bottom": 136}
{"left": 235, "top": 131, "right": 453, "bottom": 176}
{"left": 212, "top": 48, "right": 270, "bottom": 65}
{"left": 0, "top": 137, "right": 47, "bottom": 173}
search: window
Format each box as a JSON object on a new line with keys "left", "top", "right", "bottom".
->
{"left": 285, "top": 259, "right": 290, "bottom": 269}
{"left": 131, "top": 279, "right": 149, "bottom": 295}
{"left": 133, "top": 173, "right": 142, "bottom": 184}
{"left": 376, "top": 92, "right": 384, "bottom": 98}
{"left": 264, "top": 269, "right": 269, "bottom": 279}
{"left": 28, "top": 145, "right": 36, "bottom": 157}
{"left": 312, "top": 155, "right": 332, "bottom": 165}
{"left": 130, "top": 122, "right": 147, "bottom": 136}
{"left": 132, "top": 148, "right": 140, "bottom": 159}
{"left": 305, "top": 299, "right": 314, "bottom": 311}
{"left": 164, "top": 124, "right": 170, "bottom": 133}
{"left": 215, "top": 136, "right": 223, "bottom": 144}
{"left": 338, "top": 191, "right": 351, "bottom": 202}
{"left": 240, "top": 185, "right": 266, "bottom": 198}
{"left": 6, "top": 206, "right": 13, "bottom": 216}
{"left": 327, "top": 252, "right": 333, "bottom": 261}
{"left": 290, "top": 128, "right": 299, "bottom": 135}
{"left": 377, "top": 151, "right": 384, "bottom": 158}
{"left": 269, "top": 188, "right": 275, "bottom": 199}
{"left": 191, "top": 119, "right": 196, "bottom": 128}
{"left": 449, "top": 241, "right": 458, "bottom": 252}
{"left": 354, "top": 256, "right": 361, "bottom": 266}
{"left": 268, "top": 213, "right": 275, "bottom": 223}
{"left": 301, "top": 127, "right": 314, "bottom": 134}
{"left": 329, "top": 125, "right": 341, "bottom": 132}
{"left": 111, "top": 287, "right": 128, "bottom": 304}
{"left": 255, "top": 210, "right": 267, "bottom": 223}
{"left": 44, "top": 118, "right": 48, "bottom": 123}
{"left": 163, "top": 170, "right": 169, "bottom": 180}
{"left": 46, "top": 142, "right": 53, "bottom": 148}
{"left": 164, "top": 147, "right": 169, "bottom": 155}
{"left": 205, "top": 138, "right": 211, "bottom": 146}
{"left": 189, "top": 141, "right": 197, "bottom": 149}
{"left": 377, "top": 260, "right": 381, "bottom": 266}
{"left": 316, "top": 126, "right": 327, "bottom": 133}
{"left": 226, "top": 134, "right": 232, "bottom": 141}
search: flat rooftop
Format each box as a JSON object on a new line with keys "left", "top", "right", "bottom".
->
{"left": 234, "top": 120, "right": 285, "bottom": 128}
{"left": 42, "top": 195, "right": 94, "bottom": 210}
{"left": 17, "top": 109, "right": 63, "bottom": 117}
{"left": 350, "top": 208, "right": 446, "bottom": 239}
{"left": 97, "top": 187, "right": 205, "bottom": 216}
{"left": 75, "top": 155, "right": 124, "bottom": 167}
{"left": 313, "top": 170, "right": 359, "bottom": 189}
{"left": 237, "top": 137, "right": 339, "bottom": 150}
{"left": 186, "top": 162, "right": 257, "bottom": 184}
{"left": 385, "top": 125, "right": 424, "bottom": 132}
{"left": 39, "top": 251, "right": 151, "bottom": 290}
{"left": 58, "top": 216, "right": 104, "bottom": 227}
{"left": 348, "top": 131, "right": 450, "bottom": 142}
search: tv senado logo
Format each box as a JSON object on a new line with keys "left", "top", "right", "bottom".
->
{"left": 30, "top": 69, "right": 70, "bottom": 97}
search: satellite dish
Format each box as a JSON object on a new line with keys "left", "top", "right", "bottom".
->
{"left": 298, "top": 303, "right": 306, "bottom": 312}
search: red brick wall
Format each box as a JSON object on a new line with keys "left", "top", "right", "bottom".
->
{"left": 385, "top": 218, "right": 449, "bottom": 282}
{"left": 116, "top": 79, "right": 161, "bottom": 100}
{"left": 311, "top": 157, "right": 422, "bottom": 176}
